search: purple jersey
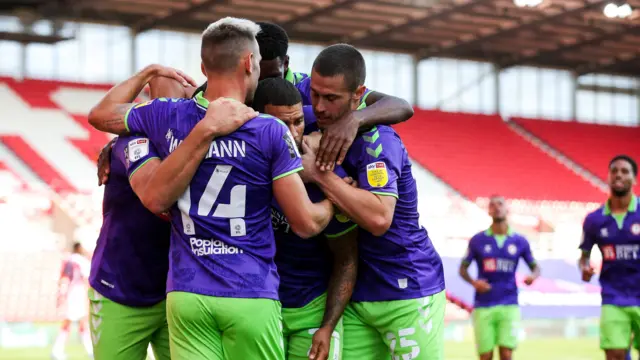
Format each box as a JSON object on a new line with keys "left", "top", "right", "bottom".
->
{"left": 580, "top": 196, "right": 640, "bottom": 307}
{"left": 295, "top": 77, "right": 372, "bottom": 107}
{"left": 462, "top": 229, "right": 536, "bottom": 308}
{"left": 124, "top": 94, "right": 303, "bottom": 300}
{"left": 342, "top": 125, "right": 445, "bottom": 302}
{"left": 89, "top": 136, "right": 171, "bottom": 307}
{"left": 272, "top": 165, "right": 357, "bottom": 308}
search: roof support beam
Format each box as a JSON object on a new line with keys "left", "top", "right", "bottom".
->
{"left": 416, "top": 0, "right": 610, "bottom": 61}
{"left": 334, "top": 0, "right": 485, "bottom": 45}
{"left": 132, "top": 0, "right": 228, "bottom": 34}
{"left": 279, "top": 0, "right": 360, "bottom": 30}
{"left": 577, "top": 51, "right": 640, "bottom": 75}
{"left": 498, "top": 24, "right": 640, "bottom": 70}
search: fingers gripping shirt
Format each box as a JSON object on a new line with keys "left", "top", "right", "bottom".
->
{"left": 463, "top": 230, "right": 537, "bottom": 308}
{"left": 272, "top": 165, "right": 357, "bottom": 309}
{"left": 341, "top": 125, "right": 445, "bottom": 302}
{"left": 123, "top": 97, "right": 304, "bottom": 300}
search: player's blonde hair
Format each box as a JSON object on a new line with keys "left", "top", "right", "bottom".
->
{"left": 201, "top": 17, "right": 261, "bottom": 72}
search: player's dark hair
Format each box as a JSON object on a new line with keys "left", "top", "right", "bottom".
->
{"left": 201, "top": 18, "right": 260, "bottom": 72}
{"left": 256, "top": 22, "right": 288, "bottom": 61}
{"left": 312, "top": 44, "right": 366, "bottom": 92}
{"left": 252, "top": 77, "right": 301, "bottom": 113}
{"left": 72, "top": 242, "right": 82, "bottom": 253}
{"left": 610, "top": 155, "right": 638, "bottom": 177}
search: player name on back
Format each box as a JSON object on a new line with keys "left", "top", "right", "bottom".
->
{"left": 168, "top": 134, "right": 246, "bottom": 159}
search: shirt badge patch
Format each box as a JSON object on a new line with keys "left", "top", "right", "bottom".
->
{"left": 127, "top": 138, "right": 149, "bottom": 162}
{"left": 484, "top": 244, "right": 492, "bottom": 253}
{"left": 632, "top": 223, "right": 640, "bottom": 235}
{"left": 507, "top": 244, "right": 517, "bottom": 255}
{"left": 366, "top": 161, "right": 388, "bottom": 187}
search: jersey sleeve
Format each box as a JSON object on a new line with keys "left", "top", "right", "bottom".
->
{"left": 520, "top": 238, "right": 537, "bottom": 268}
{"left": 124, "top": 98, "right": 179, "bottom": 137}
{"left": 268, "top": 118, "right": 304, "bottom": 180}
{"left": 113, "top": 135, "right": 161, "bottom": 180}
{"left": 461, "top": 238, "right": 476, "bottom": 266}
{"left": 579, "top": 216, "right": 597, "bottom": 254}
{"left": 352, "top": 129, "right": 401, "bottom": 198}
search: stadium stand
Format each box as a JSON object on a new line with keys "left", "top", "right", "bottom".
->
{"left": 394, "top": 109, "right": 606, "bottom": 202}
{"left": 513, "top": 117, "right": 640, "bottom": 194}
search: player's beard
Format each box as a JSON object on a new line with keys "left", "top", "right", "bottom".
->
{"left": 611, "top": 186, "right": 631, "bottom": 198}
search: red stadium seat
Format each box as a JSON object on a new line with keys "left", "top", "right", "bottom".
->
{"left": 394, "top": 109, "right": 605, "bottom": 202}
{"left": 513, "top": 117, "right": 640, "bottom": 195}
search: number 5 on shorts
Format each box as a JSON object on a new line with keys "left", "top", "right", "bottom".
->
{"left": 177, "top": 165, "right": 247, "bottom": 236}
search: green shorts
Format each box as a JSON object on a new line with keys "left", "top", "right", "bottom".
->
{"left": 600, "top": 305, "right": 640, "bottom": 350}
{"left": 472, "top": 305, "right": 520, "bottom": 354}
{"left": 343, "top": 290, "right": 446, "bottom": 360}
{"left": 166, "top": 291, "right": 285, "bottom": 360}
{"left": 88, "top": 288, "right": 170, "bottom": 360}
{"left": 282, "top": 293, "right": 343, "bottom": 360}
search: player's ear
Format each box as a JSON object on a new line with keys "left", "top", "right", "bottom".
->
{"left": 353, "top": 84, "right": 366, "bottom": 102}
{"left": 245, "top": 53, "right": 254, "bottom": 75}
{"left": 283, "top": 55, "right": 290, "bottom": 72}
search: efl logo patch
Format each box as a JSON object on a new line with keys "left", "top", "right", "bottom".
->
{"left": 632, "top": 223, "right": 640, "bottom": 235}
{"left": 483, "top": 258, "right": 497, "bottom": 272}
{"left": 282, "top": 132, "right": 300, "bottom": 159}
{"left": 127, "top": 138, "right": 150, "bottom": 162}
{"left": 366, "top": 161, "right": 388, "bottom": 187}
{"left": 602, "top": 245, "right": 616, "bottom": 261}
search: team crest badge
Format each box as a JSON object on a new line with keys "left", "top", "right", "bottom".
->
{"left": 632, "top": 223, "right": 640, "bottom": 235}
{"left": 508, "top": 244, "right": 517, "bottom": 255}
{"left": 366, "top": 161, "right": 388, "bottom": 187}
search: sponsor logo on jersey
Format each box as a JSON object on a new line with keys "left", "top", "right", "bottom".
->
{"left": 366, "top": 161, "right": 388, "bottom": 187}
{"left": 483, "top": 258, "right": 497, "bottom": 272}
{"left": 483, "top": 258, "right": 516, "bottom": 273}
{"left": 189, "top": 237, "right": 244, "bottom": 256}
{"left": 127, "top": 138, "right": 149, "bottom": 162}
{"left": 631, "top": 223, "right": 640, "bottom": 235}
{"left": 602, "top": 244, "right": 640, "bottom": 261}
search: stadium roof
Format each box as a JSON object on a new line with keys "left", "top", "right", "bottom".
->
{"left": 3, "top": 0, "right": 640, "bottom": 76}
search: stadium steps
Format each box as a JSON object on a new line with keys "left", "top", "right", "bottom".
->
{"left": 512, "top": 117, "right": 640, "bottom": 195}
{"left": 394, "top": 109, "right": 604, "bottom": 202}
{"left": 506, "top": 119, "right": 609, "bottom": 194}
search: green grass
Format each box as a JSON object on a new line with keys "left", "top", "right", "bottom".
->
{"left": 0, "top": 338, "right": 613, "bottom": 360}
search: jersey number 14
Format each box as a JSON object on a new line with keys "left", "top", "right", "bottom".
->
{"left": 177, "top": 165, "right": 247, "bottom": 237}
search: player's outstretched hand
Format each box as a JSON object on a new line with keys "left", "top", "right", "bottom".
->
{"left": 581, "top": 265, "right": 595, "bottom": 282}
{"left": 309, "top": 326, "right": 332, "bottom": 360}
{"left": 200, "top": 98, "right": 258, "bottom": 137}
{"left": 524, "top": 276, "right": 536, "bottom": 286}
{"left": 97, "top": 138, "right": 116, "bottom": 186}
{"left": 150, "top": 64, "right": 198, "bottom": 88}
{"left": 472, "top": 279, "right": 492, "bottom": 293}
{"left": 317, "top": 112, "right": 359, "bottom": 172}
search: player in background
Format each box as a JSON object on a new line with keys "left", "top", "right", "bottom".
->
{"left": 580, "top": 155, "right": 639, "bottom": 360}
{"left": 459, "top": 195, "right": 540, "bottom": 360}
{"left": 252, "top": 77, "right": 358, "bottom": 360}
{"left": 299, "top": 44, "right": 446, "bottom": 360}
{"left": 89, "top": 17, "right": 336, "bottom": 359}
{"left": 52, "top": 242, "right": 93, "bottom": 360}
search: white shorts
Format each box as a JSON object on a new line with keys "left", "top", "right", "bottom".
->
{"left": 65, "top": 286, "right": 88, "bottom": 322}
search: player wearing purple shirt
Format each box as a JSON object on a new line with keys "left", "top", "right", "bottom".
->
{"left": 459, "top": 195, "right": 540, "bottom": 360}
{"left": 89, "top": 18, "right": 337, "bottom": 360}
{"left": 300, "top": 44, "right": 446, "bottom": 360}
{"left": 253, "top": 77, "right": 358, "bottom": 360}
{"left": 87, "top": 135, "right": 172, "bottom": 360}
{"left": 580, "top": 155, "right": 640, "bottom": 360}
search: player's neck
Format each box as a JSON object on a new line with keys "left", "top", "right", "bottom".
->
{"left": 609, "top": 192, "right": 633, "bottom": 213}
{"left": 203, "top": 75, "right": 246, "bottom": 104}
{"left": 490, "top": 221, "right": 509, "bottom": 235}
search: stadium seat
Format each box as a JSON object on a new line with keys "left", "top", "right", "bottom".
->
{"left": 393, "top": 109, "right": 605, "bottom": 202}
{"left": 513, "top": 117, "right": 640, "bottom": 195}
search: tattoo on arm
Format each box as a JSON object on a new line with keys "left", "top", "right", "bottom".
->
{"left": 323, "top": 232, "right": 358, "bottom": 330}
{"left": 96, "top": 104, "right": 133, "bottom": 135}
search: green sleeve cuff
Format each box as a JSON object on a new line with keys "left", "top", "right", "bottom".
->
{"left": 371, "top": 191, "right": 399, "bottom": 199}
{"left": 273, "top": 166, "right": 304, "bottom": 181}
{"left": 325, "top": 224, "right": 358, "bottom": 239}
{"left": 128, "top": 157, "right": 160, "bottom": 180}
